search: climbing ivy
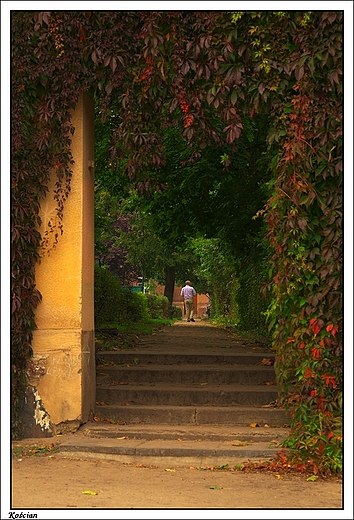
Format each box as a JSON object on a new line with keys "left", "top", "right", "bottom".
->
{"left": 259, "top": 12, "right": 343, "bottom": 473}
{"left": 11, "top": 9, "right": 342, "bottom": 471}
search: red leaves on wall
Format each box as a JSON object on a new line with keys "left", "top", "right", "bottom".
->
{"left": 322, "top": 374, "right": 337, "bottom": 389}
{"left": 326, "top": 323, "right": 339, "bottom": 336}
{"left": 310, "top": 318, "right": 322, "bottom": 335}
{"left": 311, "top": 347, "right": 321, "bottom": 359}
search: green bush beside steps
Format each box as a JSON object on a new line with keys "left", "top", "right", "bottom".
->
{"left": 94, "top": 263, "right": 182, "bottom": 329}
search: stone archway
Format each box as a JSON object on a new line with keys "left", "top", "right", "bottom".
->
{"left": 27, "top": 93, "right": 96, "bottom": 436}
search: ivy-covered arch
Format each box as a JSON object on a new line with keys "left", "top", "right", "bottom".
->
{"left": 11, "top": 10, "right": 342, "bottom": 472}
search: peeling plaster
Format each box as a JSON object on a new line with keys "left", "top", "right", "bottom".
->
{"left": 26, "top": 356, "right": 47, "bottom": 383}
{"left": 32, "top": 387, "right": 52, "bottom": 432}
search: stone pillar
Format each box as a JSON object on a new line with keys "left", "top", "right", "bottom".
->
{"left": 29, "top": 93, "right": 95, "bottom": 436}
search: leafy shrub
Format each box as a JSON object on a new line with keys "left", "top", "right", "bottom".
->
{"left": 94, "top": 264, "right": 149, "bottom": 326}
{"left": 171, "top": 305, "right": 182, "bottom": 319}
{"left": 145, "top": 293, "right": 169, "bottom": 319}
{"left": 235, "top": 254, "right": 271, "bottom": 336}
{"left": 94, "top": 264, "right": 122, "bottom": 326}
{"left": 119, "top": 290, "right": 150, "bottom": 324}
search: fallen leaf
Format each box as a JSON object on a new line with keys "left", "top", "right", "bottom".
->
{"left": 268, "top": 441, "right": 280, "bottom": 448}
{"left": 165, "top": 468, "right": 175, "bottom": 472}
{"left": 261, "top": 358, "right": 273, "bottom": 366}
{"left": 93, "top": 416, "right": 101, "bottom": 422}
{"left": 116, "top": 436, "right": 127, "bottom": 440}
{"left": 250, "top": 423, "right": 259, "bottom": 428}
{"left": 275, "top": 474, "right": 282, "bottom": 479}
{"left": 264, "top": 424, "right": 269, "bottom": 428}
{"left": 210, "top": 485, "right": 223, "bottom": 490}
{"left": 82, "top": 490, "right": 98, "bottom": 495}
{"left": 307, "top": 475, "right": 318, "bottom": 482}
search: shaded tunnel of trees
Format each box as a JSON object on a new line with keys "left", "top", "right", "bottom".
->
{"left": 11, "top": 10, "right": 342, "bottom": 473}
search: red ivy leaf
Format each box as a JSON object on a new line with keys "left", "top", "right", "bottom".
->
{"left": 331, "top": 325, "right": 338, "bottom": 336}
{"left": 310, "top": 318, "right": 321, "bottom": 335}
{"left": 326, "top": 324, "right": 334, "bottom": 332}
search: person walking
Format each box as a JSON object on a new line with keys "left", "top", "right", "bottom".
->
{"left": 181, "top": 280, "right": 197, "bottom": 322}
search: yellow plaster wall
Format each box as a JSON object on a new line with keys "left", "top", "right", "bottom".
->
{"left": 31, "top": 93, "right": 95, "bottom": 432}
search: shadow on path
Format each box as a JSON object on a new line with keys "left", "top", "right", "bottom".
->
{"left": 131, "top": 319, "right": 272, "bottom": 357}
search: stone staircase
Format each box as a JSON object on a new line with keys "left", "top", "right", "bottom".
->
{"left": 59, "top": 323, "right": 290, "bottom": 466}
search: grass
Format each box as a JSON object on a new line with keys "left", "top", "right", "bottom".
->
{"left": 97, "top": 317, "right": 176, "bottom": 333}
{"left": 12, "top": 444, "right": 59, "bottom": 458}
{"left": 95, "top": 318, "right": 178, "bottom": 351}
{"left": 208, "top": 318, "right": 272, "bottom": 348}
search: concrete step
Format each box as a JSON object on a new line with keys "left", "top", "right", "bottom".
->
{"left": 96, "top": 383, "right": 279, "bottom": 407}
{"left": 96, "top": 364, "right": 276, "bottom": 385}
{"left": 96, "top": 350, "right": 275, "bottom": 366}
{"left": 90, "top": 324, "right": 289, "bottom": 467}
{"left": 58, "top": 423, "right": 289, "bottom": 467}
{"left": 94, "top": 404, "right": 288, "bottom": 427}
{"left": 79, "top": 423, "right": 289, "bottom": 441}
{"left": 89, "top": 325, "right": 287, "bottom": 466}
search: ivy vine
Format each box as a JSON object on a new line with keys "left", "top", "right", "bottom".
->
{"left": 11, "top": 10, "right": 342, "bottom": 472}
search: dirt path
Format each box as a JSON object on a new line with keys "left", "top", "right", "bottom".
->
{"left": 7, "top": 322, "right": 347, "bottom": 517}
{"left": 9, "top": 448, "right": 342, "bottom": 519}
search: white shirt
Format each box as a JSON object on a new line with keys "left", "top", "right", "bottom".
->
{"left": 181, "top": 285, "right": 196, "bottom": 299}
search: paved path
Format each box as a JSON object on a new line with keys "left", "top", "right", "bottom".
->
{"left": 132, "top": 318, "right": 272, "bottom": 354}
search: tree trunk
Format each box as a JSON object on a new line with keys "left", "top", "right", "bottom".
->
{"left": 164, "top": 265, "right": 175, "bottom": 318}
